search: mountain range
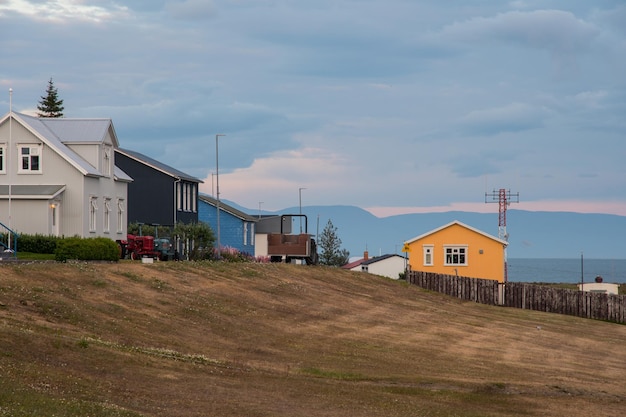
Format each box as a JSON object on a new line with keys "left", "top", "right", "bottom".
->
{"left": 226, "top": 202, "right": 626, "bottom": 259}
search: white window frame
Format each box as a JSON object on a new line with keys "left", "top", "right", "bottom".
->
{"left": 186, "top": 183, "right": 191, "bottom": 211}
{"left": 176, "top": 182, "right": 182, "bottom": 211}
{"left": 423, "top": 245, "right": 434, "bottom": 266}
{"left": 89, "top": 197, "right": 98, "bottom": 232}
{"left": 243, "top": 222, "right": 248, "bottom": 245}
{"left": 103, "top": 198, "right": 111, "bottom": 233}
{"left": 103, "top": 146, "right": 111, "bottom": 176}
{"left": 117, "top": 199, "right": 125, "bottom": 233}
{"left": 192, "top": 184, "right": 197, "bottom": 213}
{"left": 0, "top": 144, "right": 5, "bottom": 174}
{"left": 18, "top": 144, "right": 42, "bottom": 173}
{"left": 444, "top": 245, "right": 468, "bottom": 266}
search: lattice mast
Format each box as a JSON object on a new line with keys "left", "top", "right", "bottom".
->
{"left": 485, "top": 189, "right": 519, "bottom": 282}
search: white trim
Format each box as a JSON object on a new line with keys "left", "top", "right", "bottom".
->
{"left": 18, "top": 144, "right": 43, "bottom": 173}
{"left": 405, "top": 220, "right": 507, "bottom": 246}
{"left": 443, "top": 245, "right": 468, "bottom": 266}
{"left": 423, "top": 244, "right": 434, "bottom": 266}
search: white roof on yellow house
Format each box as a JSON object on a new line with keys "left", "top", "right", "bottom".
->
{"left": 404, "top": 220, "right": 508, "bottom": 247}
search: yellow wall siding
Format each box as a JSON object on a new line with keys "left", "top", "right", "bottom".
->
{"left": 407, "top": 223, "right": 505, "bottom": 282}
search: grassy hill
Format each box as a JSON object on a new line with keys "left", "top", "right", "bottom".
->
{"left": 1, "top": 261, "right": 625, "bottom": 416}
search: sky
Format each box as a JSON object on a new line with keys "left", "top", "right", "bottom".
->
{"left": 1, "top": 0, "right": 625, "bottom": 217}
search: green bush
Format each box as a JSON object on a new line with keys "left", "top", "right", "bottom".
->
{"left": 55, "top": 237, "right": 120, "bottom": 262}
{"left": 0, "top": 233, "right": 60, "bottom": 254}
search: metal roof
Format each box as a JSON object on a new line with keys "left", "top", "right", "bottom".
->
{"left": 0, "top": 185, "right": 66, "bottom": 199}
{"left": 361, "top": 253, "right": 405, "bottom": 266}
{"left": 22, "top": 115, "right": 116, "bottom": 145}
{"left": 198, "top": 193, "right": 257, "bottom": 222}
{"left": 10, "top": 112, "right": 106, "bottom": 177}
{"left": 116, "top": 148, "right": 203, "bottom": 183}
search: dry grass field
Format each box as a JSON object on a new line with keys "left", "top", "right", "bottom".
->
{"left": 1, "top": 261, "right": 625, "bottom": 416}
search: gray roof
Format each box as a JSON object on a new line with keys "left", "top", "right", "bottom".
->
{"left": 198, "top": 193, "right": 257, "bottom": 222}
{"left": 114, "top": 166, "right": 133, "bottom": 183}
{"left": 9, "top": 112, "right": 111, "bottom": 177}
{"left": 0, "top": 185, "right": 66, "bottom": 199}
{"left": 361, "top": 253, "right": 405, "bottom": 266}
{"left": 20, "top": 114, "right": 117, "bottom": 145}
{"left": 116, "top": 148, "right": 203, "bottom": 183}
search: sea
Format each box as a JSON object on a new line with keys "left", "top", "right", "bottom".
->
{"left": 507, "top": 258, "right": 626, "bottom": 284}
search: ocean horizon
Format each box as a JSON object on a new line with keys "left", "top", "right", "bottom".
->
{"left": 507, "top": 258, "right": 626, "bottom": 284}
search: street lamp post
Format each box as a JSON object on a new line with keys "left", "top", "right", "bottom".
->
{"left": 215, "top": 134, "right": 225, "bottom": 258}
{"left": 299, "top": 187, "right": 306, "bottom": 233}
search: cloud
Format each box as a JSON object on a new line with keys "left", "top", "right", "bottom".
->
{"left": 439, "top": 9, "right": 599, "bottom": 53}
{"left": 458, "top": 102, "right": 546, "bottom": 135}
{"left": 203, "top": 147, "right": 354, "bottom": 210}
{"left": 164, "top": 0, "right": 217, "bottom": 21}
{"left": 0, "top": 0, "right": 130, "bottom": 23}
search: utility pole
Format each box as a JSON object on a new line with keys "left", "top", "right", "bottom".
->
{"left": 485, "top": 188, "right": 519, "bottom": 282}
{"left": 299, "top": 187, "right": 306, "bottom": 233}
{"left": 215, "top": 134, "right": 225, "bottom": 259}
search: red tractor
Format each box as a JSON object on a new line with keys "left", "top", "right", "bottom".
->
{"left": 118, "top": 234, "right": 175, "bottom": 260}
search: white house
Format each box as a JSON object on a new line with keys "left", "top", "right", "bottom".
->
{"left": 348, "top": 253, "right": 407, "bottom": 279}
{"left": 0, "top": 112, "right": 132, "bottom": 242}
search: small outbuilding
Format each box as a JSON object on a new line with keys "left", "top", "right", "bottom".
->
{"left": 360, "top": 254, "right": 406, "bottom": 280}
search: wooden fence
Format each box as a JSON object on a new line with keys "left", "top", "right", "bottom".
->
{"left": 407, "top": 271, "right": 500, "bottom": 305}
{"left": 407, "top": 271, "right": 626, "bottom": 324}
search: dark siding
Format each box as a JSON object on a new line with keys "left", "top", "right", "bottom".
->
{"left": 115, "top": 152, "right": 176, "bottom": 226}
{"left": 176, "top": 180, "right": 199, "bottom": 224}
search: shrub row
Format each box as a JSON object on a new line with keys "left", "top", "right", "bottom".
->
{"left": 55, "top": 237, "right": 120, "bottom": 262}
{"left": 0, "top": 233, "right": 61, "bottom": 253}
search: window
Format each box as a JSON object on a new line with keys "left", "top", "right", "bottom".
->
{"left": 89, "top": 197, "right": 98, "bottom": 232}
{"left": 117, "top": 199, "right": 125, "bottom": 233}
{"left": 185, "top": 183, "right": 191, "bottom": 211}
{"left": 243, "top": 222, "right": 248, "bottom": 245}
{"left": 250, "top": 223, "right": 255, "bottom": 246}
{"left": 444, "top": 246, "right": 467, "bottom": 266}
{"left": 104, "top": 198, "right": 111, "bottom": 232}
{"left": 423, "top": 245, "right": 434, "bottom": 266}
{"left": 0, "top": 145, "right": 5, "bottom": 173}
{"left": 103, "top": 147, "right": 111, "bottom": 176}
{"left": 192, "top": 184, "right": 197, "bottom": 212}
{"left": 19, "top": 145, "right": 42, "bottom": 173}
{"left": 176, "top": 182, "right": 182, "bottom": 211}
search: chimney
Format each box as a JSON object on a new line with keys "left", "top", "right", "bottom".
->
{"left": 363, "top": 250, "right": 369, "bottom": 260}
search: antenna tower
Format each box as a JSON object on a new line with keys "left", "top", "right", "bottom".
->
{"left": 485, "top": 188, "right": 519, "bottom": 281}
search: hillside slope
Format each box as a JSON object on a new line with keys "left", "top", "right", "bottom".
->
{"left": 1, "top": 261, "right": 625, "bottom": 416}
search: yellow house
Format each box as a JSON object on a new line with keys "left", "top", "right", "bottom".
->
{"left": 404, "top": 220, "right": 508, "bottom": 282}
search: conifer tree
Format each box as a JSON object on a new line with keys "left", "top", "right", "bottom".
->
{"left": 37, "top": 78, "right": 65, "bottom": 118}
{"left": 318, "top": 219, "right": 350, "bottom": 266}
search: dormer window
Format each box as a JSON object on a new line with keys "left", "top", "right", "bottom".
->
{"left": 104, "top": 147, "right": 111, "bottom": 176}
{"left": 19, "top": 144, "right": 42, "bottom": 173}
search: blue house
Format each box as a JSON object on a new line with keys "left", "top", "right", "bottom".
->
{"left": 198, "top": 194, "right": 257, "bottom": 255}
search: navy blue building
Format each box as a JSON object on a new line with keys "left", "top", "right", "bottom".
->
{"left": 115, "top": 148, "right": 203, "bottom": 227}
